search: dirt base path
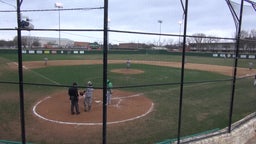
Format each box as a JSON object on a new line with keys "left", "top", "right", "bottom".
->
{"left": 8, "top": 60, "right": 256, "bottom": 77}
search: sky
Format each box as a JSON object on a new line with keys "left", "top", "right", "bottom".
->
{"left": 0, "top": 0, "right": 255, "bottom": 44}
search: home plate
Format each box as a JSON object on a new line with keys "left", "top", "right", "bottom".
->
{"left": 95, "top": 100, "right": 101, "bottom": 104}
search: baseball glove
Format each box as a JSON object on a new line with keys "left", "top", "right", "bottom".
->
{"left": 79, "top": 91, "right": 84, "bottom": 96}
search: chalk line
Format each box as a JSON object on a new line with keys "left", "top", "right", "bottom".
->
{"left": 32, "top": 93, "right": 153, "bottom": 126}
{"left": 13, "top": 62, "right": 60, "bottom": 85}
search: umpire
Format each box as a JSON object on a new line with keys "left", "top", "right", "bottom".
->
{"left": 68, "top": 82, "right": 80, "bottom": 115}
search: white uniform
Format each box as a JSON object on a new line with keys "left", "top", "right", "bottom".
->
{"left": 107, "top": 89, "right": 112, "bottom": 105}
{"left": 126, "top": 59, "right": 131, "bottom": 69}
{"left": 44, "top": 57, "right": 48, "bottom": 66}
{"left": 249, "top": 62, "right": 253, "bottom": 70}
{"left": 254, "top": 75, "right": 256, "bottom": 86}
{"left": 84, "top": 86, "right": 94, "bottom": 111}
{"left": 107, "top": 80, "right": 113, "bottom": 105}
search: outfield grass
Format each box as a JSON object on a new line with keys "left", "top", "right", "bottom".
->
{"left": 28, "top": 63, "right": 229, "bottom": 87}
{"left": 0, "top": 53, "right": 255, "bottom": 143}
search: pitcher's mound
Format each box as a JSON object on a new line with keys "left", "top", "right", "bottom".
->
{"left": 33, "top": 90, "right": 153, "bottom": 125}
{"left": 111, "top": 69, "right": 144, "bottom": 74}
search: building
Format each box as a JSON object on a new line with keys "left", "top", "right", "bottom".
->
{"left": 189, "top": 42, "right": 256, "bottom": 53}
{"left": 39, "top": 37, "right": 73, "bottom": 48}
{"left": 189, "top": 42, "right": 235, "bottom": 52}
{"left": 73, "top": 42, "right": 90, "bottom": 49}
{"left": 118, "top": 43, "right": 144, "bottom": 49}
{"left": 22, "top": 36, "right": 74, "bottom": 49}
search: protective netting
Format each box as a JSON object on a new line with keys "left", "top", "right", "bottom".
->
{"left": 0, "top": 1, "right": 256, "bottom": 144}
{"left": 228, "top": 0, "right": 256, "bottom": 31}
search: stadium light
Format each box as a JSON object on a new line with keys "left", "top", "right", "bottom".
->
{"left": 55, "top": 2, "right": 63, "bottom": 48}
{"left": 158, "top": 20, "right": 162, "bottom": 47}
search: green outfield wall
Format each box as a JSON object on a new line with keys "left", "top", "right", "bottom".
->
{"left": 0, "top": 49, "right": 255, "bottom": 59}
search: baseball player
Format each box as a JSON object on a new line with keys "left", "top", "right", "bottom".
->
{"left": 254, "top": 75, "right": 256, "bottom": 87}
{"left": 44, "top": 57, "right": 48, "bottom": 66}
{"left": 249, "top": 62, "right": 253, "bottom": 70}
{"left": 84, "top": 81, "right": 94, "bottom": 111}
{"left": 126, "top": 59, "right": 131, "bottom": 69}
{"left": 107, "top": 80, "right": 113, "bottom": 105}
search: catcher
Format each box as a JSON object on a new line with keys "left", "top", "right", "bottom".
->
{"left": 81, "top": 81, "right": 94, "bottom": 112}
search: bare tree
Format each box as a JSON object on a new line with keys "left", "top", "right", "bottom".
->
{"left": 32, "top": 37, "right": 41, "bottom": 47}
{"left": 249, "top": 29, "right": 256, "bottom": 39}
{"left": 191, "top": 33, "right": 206, "bottom": 43}
{"left": 237, "top": 30, "right": 256, "bottom": 53}
{"left": 13, "top": 36, "right": 29, "bottom": 49}
{"left": 189, "top": 33, "right": 206, "bottom": 51}
{"left": 240, "top": 30, "right": 249, "bottom": 39}
{"left": 204, "top": 35, "right": 220, "bottom": 43}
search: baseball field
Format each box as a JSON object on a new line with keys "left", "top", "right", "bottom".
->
{"left": 0, "top": 51, "right": 255, "bottom": 143}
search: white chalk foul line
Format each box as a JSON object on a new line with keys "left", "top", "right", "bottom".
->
{"left": 92, "top": 93, "right": 144, "bottom": 105}
{"left": 111, "top": 93, "right": 143, "bottom": 108}
{"left": 112, "top": 93, "right": 144, "bottom": 100}
{"left": 113, "top": 99, "right": 122, "bottom": 108}
{"left": 13, "top": 62, "right": 60, "bottom": 85}
{"left": 238, "top": 73, "right": 256, "bottom": 78}
{"left": 12, "top": 62, "right": 28, "bottom": 70}
{"left": 33, "top": 94, "right": 154, "bottom": 126}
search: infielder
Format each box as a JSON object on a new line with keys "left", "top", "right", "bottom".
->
{"left": 107, "top": 80, "right": 113, "bottom": 105}
{"left": 249, "top": 62, "right": 253, "bottom": 70}
{"left": 44, "top": 57, "right": 48, "bottom": 66}
{"left": 83, "top": 81, "right": 94, "bottom": 112}
{"left": 126, "top": 59, "right": 131, "bottom": 69}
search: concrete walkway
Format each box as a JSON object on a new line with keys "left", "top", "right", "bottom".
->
{"left": 246, "top": 135, "right": 256, "bottom": 144}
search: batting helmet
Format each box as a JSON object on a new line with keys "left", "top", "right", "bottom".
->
{"left": 88, "top": 81, "right": 93, "bottom": 86}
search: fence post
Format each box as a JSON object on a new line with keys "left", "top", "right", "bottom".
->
{"left": 102, "top": 0, "right": 109, "bottom": 144}
{"left": 177, "top": 0, "right": 189, "bottom": 143}
{"left": 228, "top": 0, "right": 244, "bottom": 133}
{"left": 16, "top": 0, "right": 26, "bottom": 143}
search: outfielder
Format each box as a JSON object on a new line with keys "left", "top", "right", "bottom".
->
{"left": 83, "top": 81, "right": 94, "bottom": 111}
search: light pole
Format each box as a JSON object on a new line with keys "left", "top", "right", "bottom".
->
{"left": 55, "top": 2, "right": 63, "bottom": 48}
{"left": 178, "top": 20, "right": 183, "bottom": 46}
{"left": 158, "top": 20, "right": 162, "bottom": 47}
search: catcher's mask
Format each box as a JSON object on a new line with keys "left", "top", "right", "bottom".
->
{"left": 73, "top": 82, "right": 77, "bottom": 87}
